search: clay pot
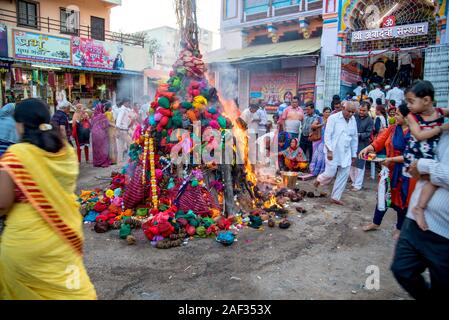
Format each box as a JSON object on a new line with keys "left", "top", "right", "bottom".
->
{"left": 268, "top": 219, "right": 275, "bottom": 228}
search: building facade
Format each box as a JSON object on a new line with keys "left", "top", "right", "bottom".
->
{"left": 208, "top": 0, "right": 449, "bottom": 112}
{"left": 208, "top": 0, "right": 325, "bottom": 112}
{"left": 322, "top": 0, "right": 449, "bottom": 107}
{"left": 0, "top": 0, "right": 148, "bottom": 108}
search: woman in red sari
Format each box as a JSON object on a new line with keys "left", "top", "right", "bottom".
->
{"left": 359, "top": 103, "right": 417, "bottom": 240}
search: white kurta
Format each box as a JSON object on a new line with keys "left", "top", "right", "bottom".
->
{"left": 323, "top": 111, "right": 358, "bottom": 168}
{"left": 317, "top": 112, "right": 359, "bottom": 201}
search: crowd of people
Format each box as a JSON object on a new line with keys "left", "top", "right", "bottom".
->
{"left": 20, "top": 96, "right": 151, "bottom": 168}
{"left": 0, "top": 78, "right": 448, "bottom": 299}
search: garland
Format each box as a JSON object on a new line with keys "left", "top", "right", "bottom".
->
{"left": 142, "top": 130, "right": 149, "bottom": 185}
{"left": 149, "top": 135, "right": 158, "bottom": 208}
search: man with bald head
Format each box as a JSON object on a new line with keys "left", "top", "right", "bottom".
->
{"left": 314, "top": 101, "right": 359, "bottom": 205}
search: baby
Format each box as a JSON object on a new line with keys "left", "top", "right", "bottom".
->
{"left": 404, "top": 80, "right": 449, "bottom": 230}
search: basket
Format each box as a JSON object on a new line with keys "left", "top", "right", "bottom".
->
{"left": 281, "top": 171, "right": 298, "bottom": 189}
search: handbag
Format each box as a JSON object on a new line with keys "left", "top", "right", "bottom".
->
{"left": 308, "top": 117, "right": 322, "bottom": 142}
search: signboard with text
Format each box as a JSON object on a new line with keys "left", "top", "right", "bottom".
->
{"left": 352, "top": 22, "right": 428, "bottom": 43}
{"left": 71, "top": 37, "right": 124, "bottom": 70}
{"left": 13, "top": 30, "right": 71, "bottom": 63}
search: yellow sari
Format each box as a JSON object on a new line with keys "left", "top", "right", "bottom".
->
{"left": 0, "top": 143, "right": 96, "bottom": 300}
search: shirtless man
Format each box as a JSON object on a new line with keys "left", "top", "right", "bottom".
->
{"left": 278, "top": 96, "right": 304, "bottom": 139}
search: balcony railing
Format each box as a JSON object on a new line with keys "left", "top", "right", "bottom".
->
{"left": 243, "top": 0, "right": 322, "bottom": 22}
{"left": 0, "top": 8, "right": 145, "bottom": 47}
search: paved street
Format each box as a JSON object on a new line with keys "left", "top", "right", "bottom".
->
{"left": 78, "top": 163, "right": 410, "bottom": 300}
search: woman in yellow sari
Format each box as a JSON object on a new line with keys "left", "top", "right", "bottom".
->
{"left": 0, "top": 98, "right": 96, "bottom": 300}
{"left": 104, "top": 102, "right": 117, "bottom": 165}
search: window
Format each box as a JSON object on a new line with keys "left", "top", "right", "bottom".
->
{"left": 223, "top": 0, "right": 238, "bottom": 19}
{"left": 17, "top": 0, "right": 39, "bottom": 29}
{"left": 244, "top": 0, "right": 269, "bottom": 15}
{"left": 90, "top": 16, "right": 105, "bottom": 41}
{"left": 60, "top": 8, "right": 79, "bottom": 35}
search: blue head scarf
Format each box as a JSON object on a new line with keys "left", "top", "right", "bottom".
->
{"left": 0, "top": 103, "right": 19, "bottom": 144}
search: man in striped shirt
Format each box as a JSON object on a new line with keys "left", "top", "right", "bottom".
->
{"left": 391, "top": 131, "right": 449, "bottom": 299}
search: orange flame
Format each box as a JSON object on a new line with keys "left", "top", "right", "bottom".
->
{"left": 263, "top": 194, "right": 281, "bottom": 209}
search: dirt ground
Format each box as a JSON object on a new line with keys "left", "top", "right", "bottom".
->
{"left": 77, "top": 162, "right": 411, "bottom": 300}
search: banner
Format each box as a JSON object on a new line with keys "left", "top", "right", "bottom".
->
{"left": 13, "top": 30, "right": 71, "bottom": 63}
{"left": 71, "top": 37, "right": 124, "bottom": 70}
{"left": 352, "top": 22, "right": 428, "bottom": 43}
{"left": 0, "top": 23, "right": 7, "bottom": 57}
{"left": 0, "top": 61, "right": 10, "bottom": 73}
{"left": 341, "top": 59, "right": 362, "bottom": 86}
{"left": 297, "top": 84, "right": 315, "bottom": 106}
{"left": 249, "top": 69, "right": 297, "bottom": 107}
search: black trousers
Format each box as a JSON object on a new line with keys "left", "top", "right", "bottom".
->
{"left": 391, "top": 218, "right": 449, "bottom": 299}
{"left": 299, "top": 135, "right": 313, "bottom": 162}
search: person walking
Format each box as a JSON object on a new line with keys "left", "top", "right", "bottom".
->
{"left": 386, "top": 84, "right": 405, "bottom": 106}
{"left": 115, "top": 98, "right": 132, "bottom": 164}
{"left": 104, "top": 102, "right": 117, "bottom": 165}
{"left": 359, "top": 103, "right": 416, "bottom": 240}
{"left": 369, "top": 83, "right": 386, "bottom": 105}
{"left": 309, "top": 107, "right": 332, "bottom": 176}
{"left": 0, "top": 103, "right": 19, "bottom": 156}
{"left": 91, "top": 104, "right": 111, "bottom": 168}
{"left": 390, "top": 130, "right": 449, "bottom": 299}
{"left": 51, "top": 103, "right": 72, "bottom": 145}
{"left": 349, "top": 102, "right": 374, "bottom": 191}
{"left": 300, "top": 101, "right": 319, "bottom": 162}
{"left": 72, "top": 104, "right": 91, "bottom": 163}
{"left": 314, "top": 101, "right": 358, "bottom": 205}
{"left": 0, "top": 98, "right": 96, "bottom": 299}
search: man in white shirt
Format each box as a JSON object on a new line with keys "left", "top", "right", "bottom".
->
{"left": 314, "top": 101, "right": 358, "bottom": 205}
{"left": 112, "top": 103, "right": 120, "bottom": 122}
{"left": 240, "top": 104, "right": 261, "bottom": 164}
{"left": 353, "top": 81, "right": 363, "bottom": 97}
{"left": 256, "top": 102, "right": 268, "bottom": 136}
{"left": 115, "top": 98, "right": 132, "bottom": 164}
{"left": 386, "top": 84, "right": 405, "bottom": 106}
{"left": 368, "top": 83, "right": 385, "bottom": 105}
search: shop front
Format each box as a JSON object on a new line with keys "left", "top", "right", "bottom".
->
{"left": 0, "top": 28, "right": 143, "bottom": 111}
{"left": 206, "top": 37, "right": 321, "bottom": 113}
{"left": 324, "top": 0, "right": 449, "bottom": 106}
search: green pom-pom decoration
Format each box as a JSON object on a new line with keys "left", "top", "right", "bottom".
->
{"left": 196, "top": 226, "right": 207, "bottom": 238}
{"left": 180, "top": 102, "right": 193, "bottom": 110}
{"left": 119, "top": 223, "right": 131, "bottom": 239}
{"left": 158, "top": 97, "right": 170, "bottom": 109}
{"left": 217, "top": 116, "right": 227, "bottom": 129}
{"left": 172, "top": 111, "right": 183, "bottom": 128}
{"left": 191, "top": 179, "right": 199, "bottom": 187}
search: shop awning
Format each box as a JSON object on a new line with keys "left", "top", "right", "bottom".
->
{"left": 205, "top": 37, "right": 321, "bottom": 64}
{"left": 0, "top": 57, "right": 143, "bottom": 76}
